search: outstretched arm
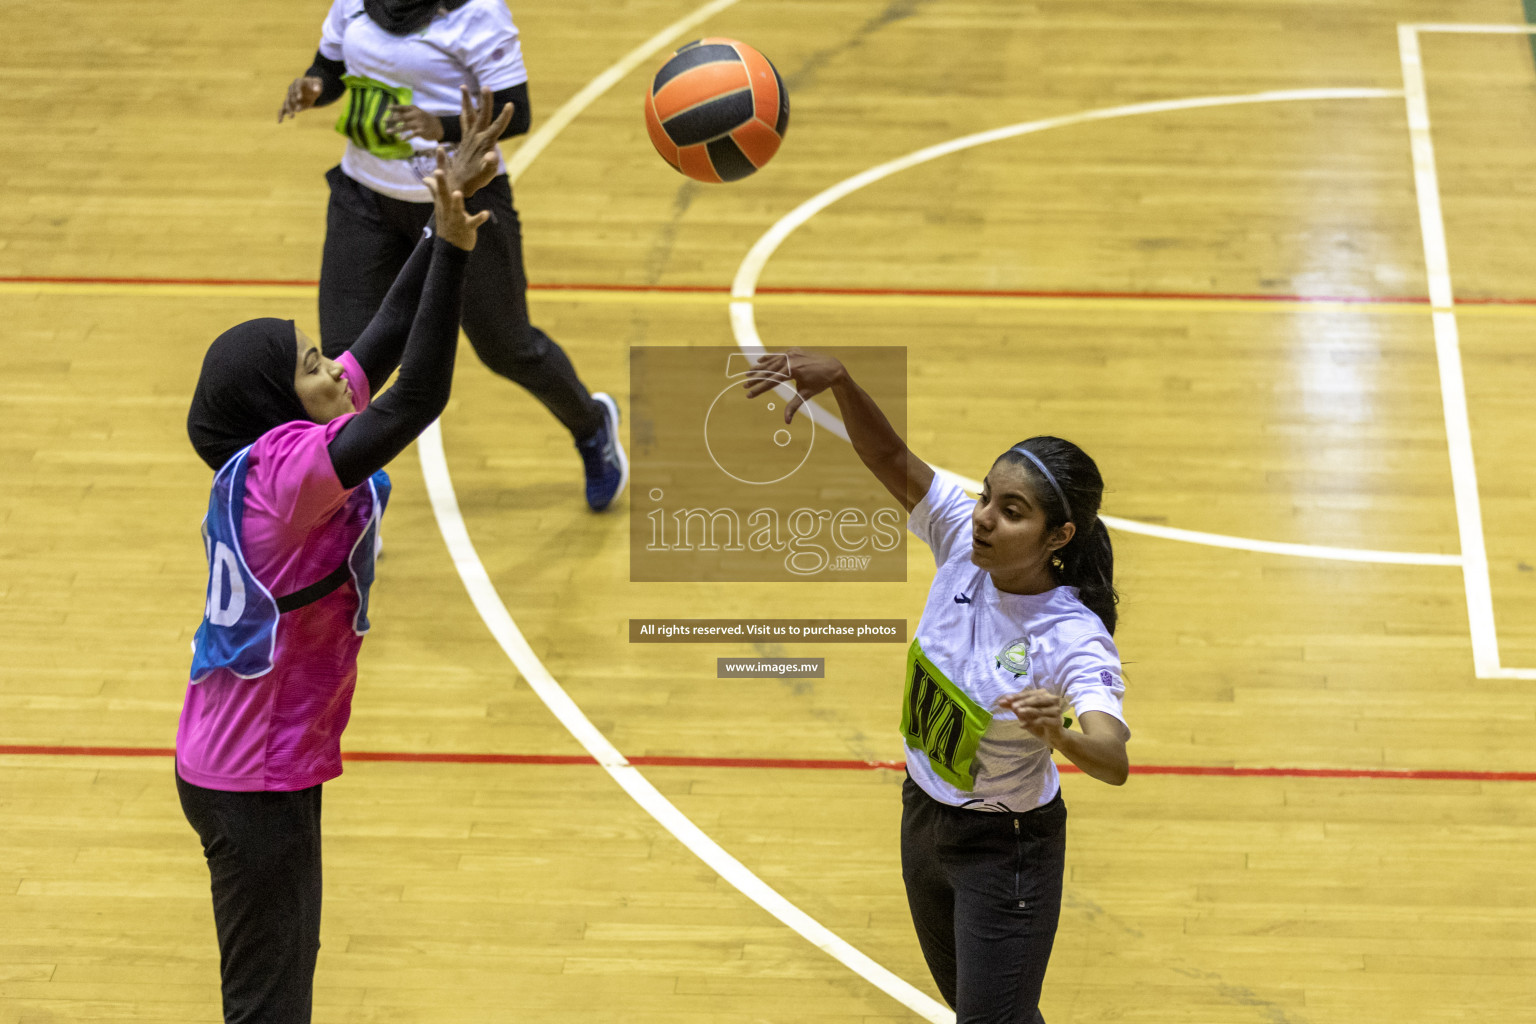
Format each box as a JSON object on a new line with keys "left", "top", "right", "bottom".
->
{"left": 344, "top": 88, "right": 513, "bottom": 392}
{"left": 744, "top": 349, "right": 935, "bottom": 511}
{"left": 344, "top": 235, "right": 438, "bottom": 396}
{"left": 325, "top": 170, "right": 489, "bottom": 488}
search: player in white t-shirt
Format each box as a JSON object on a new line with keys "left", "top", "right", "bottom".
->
{"left": 277, "top": 0, "right": 627, "bottom": 512}
{"left": 746, "top": 349, "right": 1131, "bottom": 1024}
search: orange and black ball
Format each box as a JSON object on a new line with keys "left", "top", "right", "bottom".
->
{"left": 644, "top": 38, "right": 789, "bottom": 183}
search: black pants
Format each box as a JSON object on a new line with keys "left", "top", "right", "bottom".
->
{"left": 319, "top": 166, "right": 602, "bottom": 440}
{"left": 901, "top": 777, "right": 1067, "bottom": 1023}
{"left": 177, "top": 770, "right": 324, "bottom": 1024}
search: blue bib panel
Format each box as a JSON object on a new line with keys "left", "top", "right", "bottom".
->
{"left": 349, "top": 470, "right": 391, "bottom": 633}
{"left": 190, "top": 447, "right": 388, "bottom": 683}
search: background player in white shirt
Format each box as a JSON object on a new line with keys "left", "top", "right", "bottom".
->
{"left": 278, "top": 0, "right": 626, "bottom": 511}
{"left": 747, "top": 349, "right": 1131, "bottom": 1024}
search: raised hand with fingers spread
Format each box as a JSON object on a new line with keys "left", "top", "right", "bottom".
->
{"left": 745, "top": 347, "right": 933, "bottom": 512}
{"left": 422, "top": 163, "right": 489, "bottom": 251}
{"left": 743, "top": 347, "right": 848, "bottom": 425}
{"left": 437, "top": 86, "right": 515, "bottom": 199}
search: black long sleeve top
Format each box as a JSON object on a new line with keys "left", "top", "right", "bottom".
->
{"left": 326, "top": 233, "right": 468, "bottom": 488}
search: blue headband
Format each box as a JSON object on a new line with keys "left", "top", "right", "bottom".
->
{"left": 1010, "top": 446, "right": 1073, "bottom": 523}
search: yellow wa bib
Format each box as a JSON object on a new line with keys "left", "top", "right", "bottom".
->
{"left": 900, "top": 639, "right": 993, "bottom": 791}
{"left": 335, "top": 75, "right": 413, "bottom": 159}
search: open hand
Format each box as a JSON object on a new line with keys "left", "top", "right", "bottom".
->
{"left": 424, "top": 165, "right": 490, "bottom": 251}
{"left": 742, "top": 348, "right": 847, "bottom": 423}
{"left": 385, "top": 104, "right": 444, "bottom": 142}
{"left": 997, "top": 689, "right": 1068, "bottom": 748}
{"left": 436, "top": 86, "right": 513, "bottom": 198}
{"left": 278, "top": 76, "right": 323, "bottom": 122}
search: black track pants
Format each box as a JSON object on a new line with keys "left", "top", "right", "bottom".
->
{"left": 900, "top": 776, "right": 1067, "bottom": 1023}
{"left": 177, "top": 770, "right": 324, "bottom": 1024}
{"left": 318, "top": 166, "right": 602, "bottom": 440}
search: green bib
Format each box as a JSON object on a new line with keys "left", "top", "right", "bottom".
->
{"left": 335, "top": 75, "right": 414, "bottom": 159}
{"left": 900, "top": 639, "right": 993, "bottom": 791}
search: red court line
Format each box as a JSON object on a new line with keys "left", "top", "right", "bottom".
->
{"left": 3, "top": 744, "right": 1532, "bottom": 781}
{"left": 9, "top": 274, "right": 1536, "bottom": 306}
{"left": 1, "top": 744, "right": 177, "bottom": 758}
{"left": 349, "top": 751, "right": 909, "bottom": 770}
{"left": 2, "top": 275, "right": 321, "bottom": 287}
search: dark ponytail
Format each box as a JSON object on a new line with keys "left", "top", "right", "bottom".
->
{"left": 999, "top": 436, "right": 1119, "bottom": 634}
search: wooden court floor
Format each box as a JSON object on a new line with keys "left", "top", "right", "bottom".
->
{"left": 4, "top": 0, "right": 1536, "bottom": 1021}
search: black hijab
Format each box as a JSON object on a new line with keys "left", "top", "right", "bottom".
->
{"left": 363, "top": 0, "right": 472, "bottom": 35}
{"left": 187, "top": 318, "right": 312, "bottom": 471}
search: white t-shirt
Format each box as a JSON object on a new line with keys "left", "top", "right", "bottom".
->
{"left": 318, "top": 0, "right": 528, "bottom": 201}
{"left": 902, "top": 472, "right": 1128, "bottom": 812}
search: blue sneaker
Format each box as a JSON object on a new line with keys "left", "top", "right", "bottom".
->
{"left": 577, "top": 392, "right": 628, "bottom": 511}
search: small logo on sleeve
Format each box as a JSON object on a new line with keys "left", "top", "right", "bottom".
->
{"left": 953, "top": 594, "right": 972, "bottom": 605}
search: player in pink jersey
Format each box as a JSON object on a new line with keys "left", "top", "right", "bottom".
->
{"left": 177, "top": 89, "right": 505, "bottom": 1024}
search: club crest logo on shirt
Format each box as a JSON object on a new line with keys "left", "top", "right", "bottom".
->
{"left": 994, "top": 636, "right": 1032, "bottom": 679}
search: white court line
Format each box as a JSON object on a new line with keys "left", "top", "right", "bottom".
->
{"left": 1407, "top": 23, "right": 1536, "bottom": 34}
{"left": 421, "top": 3, "right": 956, "bottom": 1020}
{"left": 1398, "top": 24, "right": 1536, "bottom": 680}
{"left": 1092, "top": 518, "right": 1460, "bottom": 567}
{"left": 930, "top": 471, "right": 1459, "bottom": 566}
{"left": 728, "top": 87, "right": 1468, "bottom": 569}
{"left": 729, "top": 89, "right": 1401, "bottom": 302}
{"left": 502, "top": 0, "right": 743, "bottom": 182}
{"left": 417, "top": 425, "right": 950, "bottom": 1021}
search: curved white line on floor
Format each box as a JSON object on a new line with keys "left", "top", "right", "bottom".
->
{"left": 420, "top": 5, "right": 954, "bottom": 1021}
{"left": 1096, "top": 516, "right": 1459, "bottom": 567}
{"left": 727, "top": 87, "right": 1464, "bottom": 569}
{"left": 728, "top": 89, "right": 1401, "bottom": 302}
{"left": 503, "top": 0, "right": 745, "bottom": 182}
{"left": 929, "top": 467, "right": 1458, "bottom": 566}
{"left": 417, "top": 425, "right": 950, "bottom": 1021}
